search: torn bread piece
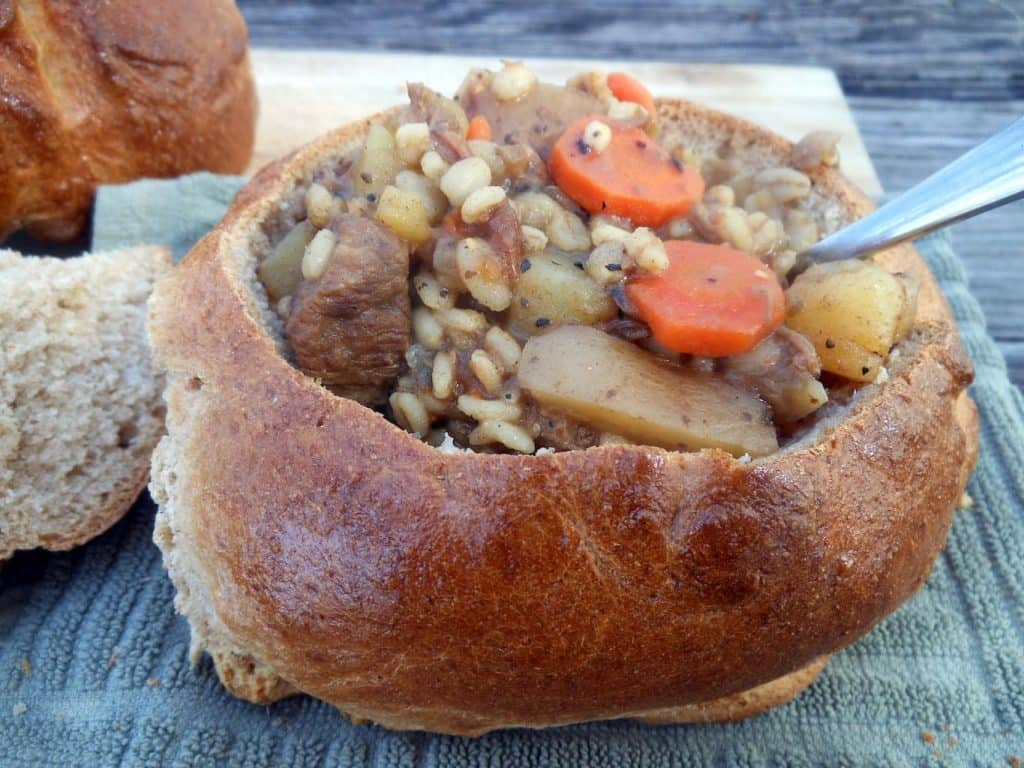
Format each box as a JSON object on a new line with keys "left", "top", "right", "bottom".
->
{"left": 1, "top": 246, "right": 170, "bottom": 559}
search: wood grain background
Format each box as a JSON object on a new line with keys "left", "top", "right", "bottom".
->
{"left": 235, "top": 0, "right": 1024, "bottom": 388}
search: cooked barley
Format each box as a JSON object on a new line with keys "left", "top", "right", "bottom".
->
{"left": 440, "top": 157, "right": 492, "bottom": 207}
{"left": 301, "top": 228, "right": 336, "bottom": 280}
{"left": 412, "top": 307, "right": 445, "bottom": 349}
{"left": 390, "top": 392, "right": 430, "bottom": 436}
{"left": 432, "top": 350, "right": 457, "bottom": 399}
{"left": 469, "top": 419, "right": 535, "bottom": 454}
{"left": 469, "top": 349, "right": 504, "bottom": 394}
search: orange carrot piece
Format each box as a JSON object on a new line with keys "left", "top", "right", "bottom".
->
{"left": 607, "top": 72, "right": 656, "bottom": 116}
{"left": 626, "top": 241, "right": 785, "bottom": 357}
{"left": 549, "top": 116, "right": 704, "bottom": 227}
{"left": 467, "top": 115, "right": 493, "bottom": 141}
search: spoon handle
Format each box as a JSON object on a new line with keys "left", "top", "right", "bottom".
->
{"left": 801, "top": 115, "right": 1024, "bottom": 264}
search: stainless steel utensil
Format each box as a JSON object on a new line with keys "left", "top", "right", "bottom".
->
{"left": 798, "top": 115, "right": 1024, "bottom": 268}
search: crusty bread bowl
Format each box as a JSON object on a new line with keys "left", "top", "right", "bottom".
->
{"left": 0, "top": 0, "right": 255, "bottom": 241}
{"left": 147, "top": 97, "right": 978, "bottom": 736}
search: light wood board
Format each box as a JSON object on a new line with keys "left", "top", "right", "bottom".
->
{"left": 249, "top": 49, "right": 882, "bottom": 197}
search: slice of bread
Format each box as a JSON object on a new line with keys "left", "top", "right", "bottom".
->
{"left": 0, "top": 246, "right": 170, "bottom": 559}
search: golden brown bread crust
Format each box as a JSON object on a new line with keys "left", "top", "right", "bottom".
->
{"left": 0, "top": 0, "right": 256, "bottom": 241}
{"left": 148, "top": 99, "right": 978, "bottom": 736}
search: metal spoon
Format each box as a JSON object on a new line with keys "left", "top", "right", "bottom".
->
{"left": 797, "top": 114, "right": 1024, "bottom": 269}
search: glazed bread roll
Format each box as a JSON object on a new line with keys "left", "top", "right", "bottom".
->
{"left": 148, "top": 93, "right": 977, "bottom": 735}
{"left": 0, "top": 0, "right": 256, "bottom": 241}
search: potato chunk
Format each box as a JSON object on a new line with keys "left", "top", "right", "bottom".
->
{"left": 377, "top": 186, "right": 432, "bottom": 244}
{"left": 519, "top": 325, "right": 778, "bottom": 457}
{"left": 509, "top": 251, "right": 617, "bottom": 336}
{"left": 786, "top": 259, "right": 917, "bottom": 382}
{"left": 259, "top": 220, "right": 315, "bottom": 302}
{"left": 353, "top": 124, "right": 403, "bottom": 197}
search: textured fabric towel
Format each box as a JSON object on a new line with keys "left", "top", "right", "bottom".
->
{"left": 2, "top": 174, "right": 1022, "bottom": 767}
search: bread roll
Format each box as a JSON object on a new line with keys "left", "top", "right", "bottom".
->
{"left": 1, "top": 246, "right": 170, "bottom": 559}
{"left": 147, "top": 100, "right": 977, "bottom": 735}
{"left": 0, "top": 0, "right": 256, "bottom": 241}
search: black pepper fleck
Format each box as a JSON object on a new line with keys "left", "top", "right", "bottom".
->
{"left": 601, "top": 200, "right": 607, "bottom": 210}
{"left": 440, "top": 288, "right": 449, "bottom": 298}
{"left": 707, "top": 277, "right": 718, "bottom": 284}
{"left": 366, "top": 193, "right": 377, "bottom": 203}
{"left": 535, "top": 318, "right": 551, "bottom": 327}
{"left": 605, "top": 263, "right": 622, "bottom": 272}
{"left": 825, "top": 338, "right": 836, "bottom": 349}
{"left": 521, "top": 259, "right": 532, "bottom": 272}
{"left": 504, "top": 393, "right": 513, "bottom": 400}
{"left": 861, "top": 366, "right": 870, "bottom": 375}
{"left": 574, "top": 261, "right": 584, "bottom": 270}
{"left": 575, "top": 138, "right": 592, "bottom": 155}
{"left": 520, "top": 297, "right": 530, "bottom": 307}
{"left": 360, "top": 172, "right": 372, "bottom": 183}
{"left": 672, "top": 157, "right": 685, "bottom": 172}
{"left": 635, "top": 140, "right": 647, "bottom": 149}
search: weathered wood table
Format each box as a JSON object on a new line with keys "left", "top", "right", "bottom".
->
{"left": 236, "top": 0, "right": 1024, "bottom": 388}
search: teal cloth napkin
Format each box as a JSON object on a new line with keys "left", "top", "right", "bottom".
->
{"left": 2, "top": 174, "right": 1022, "bottom": 767}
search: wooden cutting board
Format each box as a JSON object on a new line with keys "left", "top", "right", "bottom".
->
{"left": 249, "top": 49, "right": 882, "bottom": 197}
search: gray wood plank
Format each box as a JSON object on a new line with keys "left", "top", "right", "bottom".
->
{"left": 235, "top": 0, "right": 1024, "bottom": 387}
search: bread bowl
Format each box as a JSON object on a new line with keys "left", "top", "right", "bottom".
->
{"left": 0, "top": 0, "right": 255, "bottom": 241}
{"left": 148, "top": 64, "right": 978, "bottom": 735}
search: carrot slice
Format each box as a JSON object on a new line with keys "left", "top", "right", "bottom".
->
{"left": 607, "top": 72, "right": 656, "bottom": 116}
{"left": 549, "top": 116, "right": 703, "bottom": 227}
{"left": 467, "top": 115, "right": 492, "bottom": 141}
{"left": 626, "top": 241, "right": 785, "bottom": 357}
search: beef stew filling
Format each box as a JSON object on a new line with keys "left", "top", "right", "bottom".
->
{"left": 259, "top": 63, "right": 918, "bottom": 458}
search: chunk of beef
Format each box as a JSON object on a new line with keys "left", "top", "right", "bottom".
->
{"left": 286, "top": 214, "right": 410, "bottom": 405}
{"left": 719, "top": 326, "right": 827, "bottom": 423}
{"left": 407, "top": 82, "right": 471, "bottom": 164}
{"left": 600, "top": 316, "right": 651, "bottom": 343}
{"left": 478, "top": 200, "right": 524, "bottom": 283}
{"left": 522, "top": 400, "right": 600, "bottom": 451}
{"left": 455, "top": 71, "right": 604, "bottom": 159}
{"left": 496, "top": 141, "right": 549, "bottom": 191}
{"left": 434, "top": 200, "right": 524, "bottom": 284}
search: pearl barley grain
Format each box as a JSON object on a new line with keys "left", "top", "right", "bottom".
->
{"left": 492, "top": 61, "right": 537, "bottom": 102}
{"left": 440, "top": 157, "right": 492, "bottom": 208}
{"left": 301, "top": 229, "right": 336, "bottom": 280}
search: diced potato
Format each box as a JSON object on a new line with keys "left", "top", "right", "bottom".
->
{"left": 519, "top": 325, "right": 778, "bottom": 457}
{"left": 509, "top": 251, "right": 617, "bottom": 336}
{"left": 395, "top": 170, "right": 448, "bottom": 224}
{"left": 259, "top": 220, "right": 315, "bottom": 301}
{"left": 377, "top": 186, "right": 432, "bottom": 244}
{"left": 353, "top": 124, "right": 403, "bottom": 197}
{"left": 786, "top": 259, "right": 917, "bottom": 382}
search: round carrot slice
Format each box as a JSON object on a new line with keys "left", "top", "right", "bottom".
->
{"left": 549, "top": 116, "right": 704, "bottom": 227}
{"left": 626, "top": 241, "right": 785, "bottom": 357}
{"left": 607, "top": 72, "right": 656, "bottom": 116}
